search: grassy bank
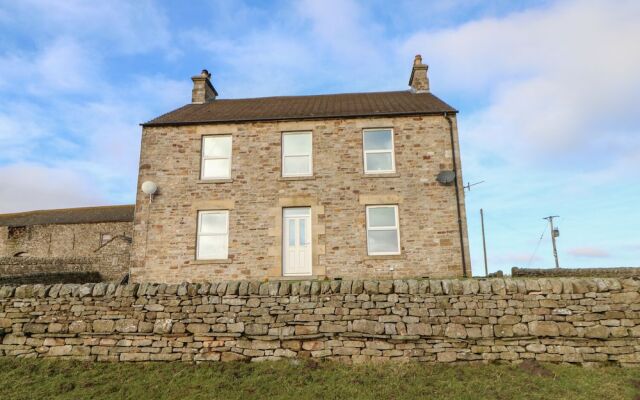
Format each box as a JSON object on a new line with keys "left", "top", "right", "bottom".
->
{"left": 0, "top": 358, "right": 638, "bottom": 399}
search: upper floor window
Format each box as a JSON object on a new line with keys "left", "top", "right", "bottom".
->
{"left": 366, "top": 205, "right": 400, "bottom": 255}
{"left": 363, "top": 129, "right": 395, "bottom": 174}
{"left": 282, "top": 132, "right": 312, "bottom": 177}
{"left": 196, "top": 210, "right": 229, "bottom": 260}
{"left": 201, "top": 135, "right": 232, "bottom": 180}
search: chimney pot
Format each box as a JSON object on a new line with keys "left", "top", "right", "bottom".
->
{"left": 409, "top": 54, "right": 429, "bottom": 93}
{"left": 191, "top": 69, "right": 218, "bottom": 104}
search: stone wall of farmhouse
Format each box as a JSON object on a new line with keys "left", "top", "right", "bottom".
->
{"left": 0, "top": 222, "right": 132, "bottom": 258}
{"left": 131, "top": 115, "right": 470, "bottom": 283}
{"left": 0, "top": 237, "right": 131, "bottom": 283}
{"left": 1, "top": 277, "right": 639, "bottom": 365}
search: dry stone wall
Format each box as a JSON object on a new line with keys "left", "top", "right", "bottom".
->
{"left": 512, "top": 267, "right": 640, "bottom": 278}
{"left": 1, "top": 277, "right": 639, "bottom": 365}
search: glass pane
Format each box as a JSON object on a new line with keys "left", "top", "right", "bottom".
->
{"left": 202, "top": 159, "right": 230, "bottom": 178}
{"left": 200, "top": 212, "right": 227, "bottom": 234}
{"left": 368, "top": 230, "right": 399, "bottom": 254}
{"left": 283, "top": 133, "right": 311, "bottom": 155}
{"left": 198, "top": 235, "right": 228, "bottom": 259}
{"left": 288, "top": 220, "right": 295, "bottom": 246}
{"left": 203, "top": 136, "right": 232, "bottom": 157}
{"left": 365, "top": 152, "right": 393, "bottom": 171}
{"left": 284, "top": 207, "right": 311, "bottom": 217}
{"left": 368, "top": 207, "right": 396, "bottom": 228}
{"left": 363, "top": 130, "right": 392, "bottom": 151}
{"left": 283, "top": 155, "right": 311, "bottom": 175}
{"left": 299, "top": 219, "right": 306, "bottom": 245}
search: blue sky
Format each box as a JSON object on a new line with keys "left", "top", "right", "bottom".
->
{"left": 0, "top": 0, "right": 639, "bottom": 276}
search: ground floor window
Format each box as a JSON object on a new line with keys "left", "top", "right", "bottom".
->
{"left": 196, "top": 210, "right": 229, "bottom": 260}
{"left": 366, "top": 205, "right": 400, "bottom": 255}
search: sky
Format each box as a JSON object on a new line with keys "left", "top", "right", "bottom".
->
{"left": 0, "top": 0, "right": 639, "bottom": 276}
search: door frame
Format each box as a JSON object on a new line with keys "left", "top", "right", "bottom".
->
{"left": 282, "top": 207, "right": 312, "bottom": 276}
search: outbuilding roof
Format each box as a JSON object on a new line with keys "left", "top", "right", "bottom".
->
{"left": 143, "top": 90, "right": 456, "bottom": 127}
{"left": 0, "top": 205, "right": 135, "bottom": 227}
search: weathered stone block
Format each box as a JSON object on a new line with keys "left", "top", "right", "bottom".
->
{"left": 584, "top": 325, "right": 609, "bottom": 339}
{"left": 295, "top": 325, "right": 319, "bottom": 335}
{"left": 120, "top": 353, "right": 150, "bottom": 362}
{"left": 352, "top": 319, "right": 384, "bottom": 335}
{"left": 406, "top": 323, "right": 431, "bottom": 336}
{"left": 47, "top": 345, "right": 73, "bottom": 356}
{"left": 445, "top": 323, "right": 467, "bottom": 339}
{"left": 437, "top": 351, "right": 457, "bottom": 362}
{"left": 115, "top": 319, "right": 139, "bottom": 333}
{"left": 23, "top": 323, "right": 47, "bottom": 334}
{"left": 245, "top": 324, "right": 269, "bottom": 335}
{"left": 187, "top": 323, "right": 210, "bottom": 334}
{"left": 92, "top": 320, "right": 115, "bottom": 333}
{"left": 528, "top": 321, "right": 559, "bottom": 337}
{"left": 319, "top": 322, "right": 347, "bottom": 333}
{"left": 227, "top": 322, "right": 244, "bottom": 333}
{"left": 153, "top": 319, "right": 173, "bottom": 334}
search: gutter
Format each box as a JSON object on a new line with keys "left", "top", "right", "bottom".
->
{"left": 444, "top": 112, "right": 468, "bottom": 278}
{"left": 141, "top": 110, "right": 459, "bottom": 128}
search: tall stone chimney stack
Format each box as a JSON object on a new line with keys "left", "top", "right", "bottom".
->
{"left": 409, "top": 55, "right": 429, "bottom": 93}
{"left": 191, "top": 69, "right": 218, "bottom": 104}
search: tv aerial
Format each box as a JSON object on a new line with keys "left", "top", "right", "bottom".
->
{"left": 464, "top": 180, "right": 485, "bottom": 191}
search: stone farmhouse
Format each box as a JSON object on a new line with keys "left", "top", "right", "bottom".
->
{"left": 0, "top": 56, "right": 470, "bottom": 283}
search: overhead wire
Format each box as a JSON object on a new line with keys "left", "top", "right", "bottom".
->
{"left": 526, "top": 223, "right": 548, "bottom": 268}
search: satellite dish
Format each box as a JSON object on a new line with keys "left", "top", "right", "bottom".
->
{"left": 436, "top": 170, "right": 456, "bottom": 185}
{"left": 141, "top": 181, "right": 158, "bottom": 195}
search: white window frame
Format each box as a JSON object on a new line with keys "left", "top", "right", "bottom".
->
{"left": 196, "top": 210, "right": 229, "bottom": 260}
{"left": 201, "top": 135, "right": 232, "bottom": 180}
{"left": 282, "top": 131, "right": 313, "bottom": 177}
{"left": 365, "top": 205, "right": 401, "bottom": 256}
{"left": 362, "top": 128, "right": 396, "bottom": 174}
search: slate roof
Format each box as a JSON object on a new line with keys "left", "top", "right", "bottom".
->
{"left": 143, "top": 90, "right": 456, "bottom": 126}
{"left": 0, "top": 205, "right": 135, "bottom": 227}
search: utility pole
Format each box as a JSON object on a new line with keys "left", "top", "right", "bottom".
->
{"left": 543, "top": 216, "right": 560, "bottom": 268}
{"left": 480, "top": 208, "right": 488, "bottom": 277}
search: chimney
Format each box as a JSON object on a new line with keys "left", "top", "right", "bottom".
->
{"left": 408, "top": 55, "right": 429, "bottom": 93}
{"left": 191, "top": 69, "right": 218, "bottom": 104}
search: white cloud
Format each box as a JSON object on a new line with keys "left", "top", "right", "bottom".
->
{"left": 0, "top": 38, "right": 100, "bottom": 95}
{"left": 0, "top": 0, "right": 172, "bottom": 55}
{"left": 0, "top": 163, "right": 107, "bottom": 213}
{"left": 567, "top": 246, "right": 610, "bottom": 258}
{"left": 183, "top": 29, "right": 317, "bottom": 97}
{"left": 400, "top": 0, "right": 640, "bottom": 171}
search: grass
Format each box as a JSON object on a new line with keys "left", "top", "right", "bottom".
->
{"left": 1, "top": 358, "right": 639, "bottom": 400}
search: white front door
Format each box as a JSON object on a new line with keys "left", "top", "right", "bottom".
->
{"left": 283, "top": 207, "right": 312, "bottom": 276}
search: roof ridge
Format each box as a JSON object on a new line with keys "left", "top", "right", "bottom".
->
{"left": 212, "top": 90, "right": 413, "bottom": 102}
{"left": 0, "top": 205, "right": 135, "bottom": 227}
{"left": 0, "top": 204, "right": 134, "bottom": 218}
{"left": 143, "top": 90, "right": 457, "bottom": 127}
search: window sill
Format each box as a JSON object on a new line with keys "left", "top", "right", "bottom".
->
{"left": 190, "top": 258, "right": 232, "bottom": 265}
{"left": 363, "top": 254, "right": 405, "bottom": 260}
{"left": 277, "top": 275, "right": 319, "bottom": 280}
{"left": 197, "top": 179, "right": 233, "bottom": 184}
{"left": 278, "top": 176, "right": 315, "bottom": 181}
{"left": 363, "top": 173, "right": 400, "bottom": 178}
